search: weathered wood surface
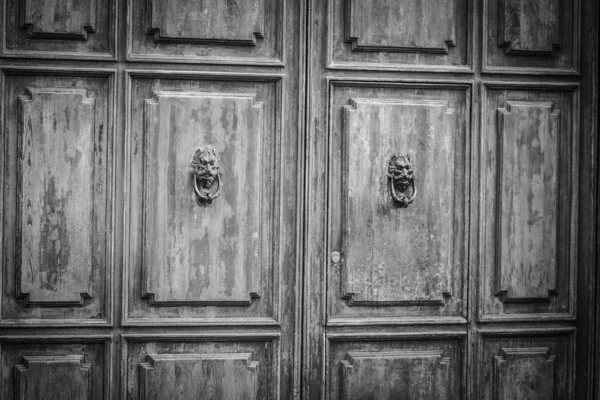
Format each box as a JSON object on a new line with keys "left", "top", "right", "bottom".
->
{"left": 2, "top": 74, "right": 111, "bottom": 324}
{"left": 499, "top": 0, "right": 561, "bottom": 55}
{"left": 142, "top": 91, "right": 263, "bottom": 306}
{"left": 18, "top": 88, "right": 95, "bottom": 307}
{"left": 496, "top": 101, "right": 559, "bottom": 302}
{"left": 128, "top": 0, "right": 281, "bottom": 64}
{"left": 147, "top": 0, "right": 264, "bottom": 44}
{"left": 15, "top": 355, "right": 92, "bottom": 400}
{"left": 125, "top": 337, "right": 276, "bottom": 399}
{"left": 19, "top": 0, "right": 97, "bottom": 40}
{"left": 140, "top": 353, "right": 258, "bottom": 400}
{"left": 2, "top": 0, "right": 113, "bottom": 59}
{"left": 481, "top": 85, "right": 577, "bottom": 320}
{"left": 346, "top": 0, "right": 455, "bottom": 53}
{"left": 328, "top": 84, "right": 469, "bottom": 322}
{"left": 0, "top": 339, "right": 107, "bottom": 400}
{"left": 484, "top": 0, "right": 578, "bottom": 73}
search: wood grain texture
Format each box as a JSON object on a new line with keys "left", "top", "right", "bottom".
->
{"left": 328, "top": 0, "right": 470, "bottom": 70}
{"left": 125, "top": 75, "right": 284, "bottom": 325}
{"left": 124, "top": 336, "right": 278, "bottom": 400}
{"left": 496, "top": 101, "right": 559, "bottom": 303}
{"left": 19, "top": 0, "right": 97, "bottom": 40}
{"left": 147, "top": 0, "right": 264, "bottom": 45}
{"left": 480, "top": 84, "right": 578, "bottom": 321}
{"left": 15, "top": 355, "right": 92, "bottom": 400}
{"left": 499, "top": 0, "right": 560, "bottom": 55}
{"left": 342, "top": 99, "right": 455, "bottom": 306}
{"left": 483, "top": 0, "right": 578, "bottom": 74}
{"left": 139, "top": 353, "right": 258, "bottom": 400}
{"left": 340, "top": 350, "right": 451, "bottom": 400}
{"left": 478, "top": 331, "right": 573, "bottom": 400}
{"left": 0, "top": 336, "right": 110, "bottom": 400}
{"left": 142, "top": 91, "right": 263, "bottom": 306}
{"left": 1, "top": 73, "right": 112, "bottom": 325}
{"left": 17, "top": 88, "right": 94, "bottom": 307}
{"left": 328, "top": 337, "right": 463, "bottom": 400}
{"left": 128, "top": 0, "right": 281, "bottom": 64}
{"left": 2, "top": 0, "right": 114, "bottom": 59}
{"left": 493, "top": 347, "right": 555, "bottom": 400}
{"left": 346, "top": 0, "right": 455, "bottom": 53}
{"left": 328, "top": 83, "right": 469, "bottom": 322}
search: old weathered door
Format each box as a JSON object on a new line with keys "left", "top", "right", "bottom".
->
{"left": 1, "top": 0, "right": 303, "bottom": 399}
{"left": 1, "top": 0, "right": 599, "bottom": 399}
{"left": 304, "top": 0, "right": 599, "bottom": 399}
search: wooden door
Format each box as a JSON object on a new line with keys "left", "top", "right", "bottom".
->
{"left": 0, "top": 1, "right": 598, "bottom": 399}
{"left": 304, "top": 0, "right": 599, "bottom": 399}
{"left": 0, "top": 0, "right": 304, "bottom": 399}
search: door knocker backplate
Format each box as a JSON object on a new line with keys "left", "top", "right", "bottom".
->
{"left": 387, "top": 154, "right": 416, "bottom": 208}
{"left": 191, "top": 147, "right": 222, "bottom": 205}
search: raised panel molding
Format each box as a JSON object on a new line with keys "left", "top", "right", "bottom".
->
{"left": 340, "top": 98, "right": 456, "bottom": 307}
{"left": 345, "top": 0, "right": 456, "bottom": 53}
{"left": 340, "top": 350, "right": 452, "bottom": 400}
{"left": 139, "top": 353, "right": 259, "bottom": 400}
{"left": 499, "top": 0, "right": 560, "bottom": 56}
{"left": 15, "top": 355, "right": 92, "bottom": 399}
{"left": 142, "top": 91, "right": 263, "bottom": 307}
{"left": 495, "top": 101, "right": 559, "bottom": 303}
{"left": 146, "top": 0, "right": 265, "bottom": 45}
{"left": 16, "top": 88, "right": 95, "bottom": 308}
{"left": 493, "top": 347, "right": 556, "bottom": 400}
{"left": 19, "top": 0, "right": 97, "bottom": 40}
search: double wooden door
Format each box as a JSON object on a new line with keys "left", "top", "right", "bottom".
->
{"left": 0, "top": 0, "right": 598, "bottom": 399}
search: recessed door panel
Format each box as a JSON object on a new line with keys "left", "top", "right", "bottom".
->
{"left": 125, "top": 74, "right": 281, "bottom": 325}
{"left": 328, "top": 83, "right": 470, "bottom": 323}
{"left": 1, "top": 72, "right": 113, "bottom": 325}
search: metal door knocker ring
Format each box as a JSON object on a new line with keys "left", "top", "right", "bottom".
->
{"left": 191, "top": 147, "right": 222, "bottom": 205}
{"left": 387, "top": 154, "right": 417, "bottom": 208}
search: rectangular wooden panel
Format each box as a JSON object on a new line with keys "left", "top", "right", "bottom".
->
{"left": 2, "top": 0, "right": 115, "bottom": 59}
{"left": 328, "top": 82, "right": 470, "bottom": 324}
{"left": 0, "top": 336, "right": 111, "bottom": 400}
{"left": 479, "top": 83, "right": 578, "bottom": 321}
{"left": 127, "top": 0, "right": 282, "bottom": 64}
{"left": 142, "top": 91, "right": 263, "bottom": 306}
{"left": 328, "top": 0, "right": 470, "bottom": 70}
{"left": 1, "top": 71, "right": 114, "bottom": 325}
{"left": 140, "top": 354, "right": 258, "bottom": 400}
{"left": 124, "top": 334, "right": 278, "bottom": 400}
{"left": 478, "top": 330, "right": 574, "bottom": 400}
{"left": 17, "top": 88, "right": 95, "bottom": 308}
{"left": 328, "top": 335, "right": 464, "bottom": 399}
{"left": 147, "top": 0, "right": 264, "bottom": 45}
{"left": 483, "top": 0, "right": 579, "bottom": 74}
{"left": 125, "top": 73, "right": 281, "bottom": 325}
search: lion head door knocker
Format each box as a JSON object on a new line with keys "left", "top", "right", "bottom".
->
{"left": 387, "top": 154, "right": 417, "bottom": 208}
{"left": 191, "top": 147, "right": 222, "bottom": 205}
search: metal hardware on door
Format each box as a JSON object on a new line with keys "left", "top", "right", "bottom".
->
{"left": 191, "top": 147, "right": 222, "bottom": 205}
{"left": 331, "top": 251, "right": 341, "bottom": 264}
{"left": 387, "top": 154, "right": 417, "bottom": 208}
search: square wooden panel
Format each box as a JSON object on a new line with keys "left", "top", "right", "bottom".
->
{"left": 327, "top": 0, "right": 472, "bottom": 71}
{"left": 477, "top": 329, "right": 574, "bottom": 400}
{"left": 123, "top": 334, "right": 279, "bottom": 400}
{"left": 482, "top": 0, "right": 580, "bottom": 74}
{"left": 0, "top": 69, "right": 115, "bottom": 326}
{"left": 478, "top": 83, "right": 579, "bottom": 322}
{"left": 127, "top": 0, "right": 283, "bottom": 65}
{"left": 1, "top": 0, "right": 116, "bottom": 59}
{"left": 0, "top": 336, "right": 112, "bottom": 400}
{"left": 327, "top": 81, "right": 471, "bottom": 325}
{"left": 124, "top": 72, "right": 283, "bottom": 326}
{"left": 327, "top": 333, "right": 465, "bottom": 399}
